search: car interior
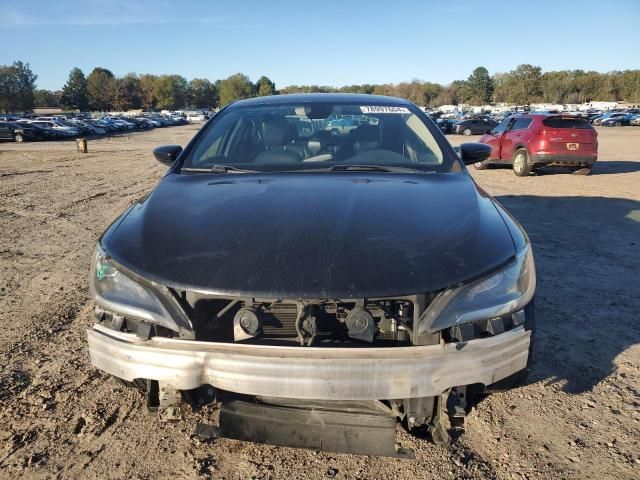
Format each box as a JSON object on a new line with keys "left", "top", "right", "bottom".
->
{"left": 189, "top": 105, "right": 444, "bottom": 168}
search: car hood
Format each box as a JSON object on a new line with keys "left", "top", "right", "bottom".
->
{"left": 103, "top": 172, "right": 515, "bottom": 298}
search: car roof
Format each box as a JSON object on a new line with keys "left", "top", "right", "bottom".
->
{"left": 230, "top": 93, "right": 414, "bottom": 108}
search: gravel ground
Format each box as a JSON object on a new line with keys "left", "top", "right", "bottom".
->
{"left": 0, "top": 125, "right": 638, "bottom": 479}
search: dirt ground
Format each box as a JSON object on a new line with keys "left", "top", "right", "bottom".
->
{"left": 0, "top": 124, "right": 638, "bottom": 480}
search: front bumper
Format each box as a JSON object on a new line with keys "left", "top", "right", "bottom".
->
{"left": 88, "top": 323, "right": 530, "bottom": 400}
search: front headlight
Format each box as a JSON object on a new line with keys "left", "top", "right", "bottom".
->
{"left": 419, "top": 245, "right": 535, "bottom": 333}
{"left": 90, "top": 245, "right": 179, "bottom": 331}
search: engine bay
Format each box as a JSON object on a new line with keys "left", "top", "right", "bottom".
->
{"left": 185, "top": 295, "right": 421, "bottom": 347}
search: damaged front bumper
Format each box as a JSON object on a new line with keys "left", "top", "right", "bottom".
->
{"left": 87, "top": 323, "right": 530, "bottom": 400}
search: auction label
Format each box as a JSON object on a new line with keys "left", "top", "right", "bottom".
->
{"left": 360, "top": 106, "right": 410, "bottom": 114}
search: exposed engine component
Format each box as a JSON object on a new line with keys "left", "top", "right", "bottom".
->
{"left": 185, "top": 292, "right": 420, "bottom": 347}
{"left": 233, "top": 307, "right": 262, "bottom": 341}
{"left": 298, "top": 313, "right": 318, "bottom": 346}
{"left": 345, "top": 307, "right": 375, "bottom": 343}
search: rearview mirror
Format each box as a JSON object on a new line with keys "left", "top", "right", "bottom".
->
{"left": 153, "top": 144, "right": 183, "bottom": 166}
{"left": 459, "top": 143, "right": 492, "bottom": 165}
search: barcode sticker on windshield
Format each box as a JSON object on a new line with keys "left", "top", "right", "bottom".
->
{"left": 360, "top": 106, "right": 410, "bottom": 114}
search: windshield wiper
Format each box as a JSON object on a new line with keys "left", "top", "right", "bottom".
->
{"left": 329, "top": 164, "right": 423, "bottom": 173}
{"left": 210, "top": 165, "right": 258, "bottom": 173}
{"left": 181, "top": 165, "right": 259, "bottom": 174}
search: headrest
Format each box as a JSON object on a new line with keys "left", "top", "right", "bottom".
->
{"left": 353, "top": 124, "right": 380, "bottom": 153}
{"left": 354, "top": 124, "right": 379, "bottom": 142}
{"left": 261, "top": 116, "right": 289, "bottom": 146}
{"left": 285, "top": 123, "right": 299, "bottom": 141}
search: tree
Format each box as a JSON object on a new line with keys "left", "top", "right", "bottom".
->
{"left": 422, "top": 82, "right": 443, "bottom": 107}
{"left": 112, "top": 73, "right": 142, "bottom": 111}
{"left": 60, "top": 67, "right": 88, "bottom": 111}
{"left": 0, "top": 61, "right": 37, "bottom": 112}
{"left": 34, "top": 89, "right": 61, "bottom": 107}
{"left": 508, "top": 64, "right": 542, "bottom": 104}
{"left": 466, "top": 66, "right": 494, "bottom": 105}
{"left": 139, "top": 74, "right": 157, "bottom": 110}
{"left": 188, "top": 78, "right": 217, "bottom": 108}
{"left": 86, "top": 67, "right": 115, "bottom": 111}
{"left": 218, "top": 73, "right": 255, "bottom": 106}
{"left": 153, "top": 75, "right": 188, "bottom": 110}
{"left": 256, "top": 75, "right": 276, "bottom": 96}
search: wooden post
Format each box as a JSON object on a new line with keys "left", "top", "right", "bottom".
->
{"left": 76, "top": 138, "right": 88, "bottom": 153}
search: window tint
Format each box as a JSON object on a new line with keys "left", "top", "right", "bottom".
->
{"left": 510, "top": 118, "right": 532, "bottom": 131}
{"left": 542, "top": 117, "right": 592, "bottom": 130}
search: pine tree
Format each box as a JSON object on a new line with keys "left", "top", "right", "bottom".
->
{"left": 61, "top": 67, "right": 88, "bottom": 111}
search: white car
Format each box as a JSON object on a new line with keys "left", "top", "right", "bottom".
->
{"left": 186, "top": 113, "right": 206, "bottom": 122}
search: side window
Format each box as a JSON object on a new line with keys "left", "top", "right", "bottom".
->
{"left": 510, "top": 118, "right": 533, "bottom": 131}
{"left": 492, "top": 117, "right": 512, "bottom": 135}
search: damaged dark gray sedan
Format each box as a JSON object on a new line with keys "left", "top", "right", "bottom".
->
{"left": 87, "top": 93, "right": 536, "bottom": 457}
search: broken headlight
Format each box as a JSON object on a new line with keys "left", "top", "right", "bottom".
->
{"left": 90, "top": 244, "right": 179, "bottom": 331}
{"left": 419, "top": 245, "right": 535, "bottom": 334}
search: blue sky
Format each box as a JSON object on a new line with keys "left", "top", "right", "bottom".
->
{"left": 1, "top": 0, "right": 638, "bottom": 90}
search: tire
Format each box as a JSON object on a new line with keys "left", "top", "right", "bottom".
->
{"left": 473, "top": 161, "right": 489, "bottom": 170}
{"left": 571, "top": 166, "right": 592, "bottom": 175}
{"left": 115, "top": 377, "right": 148, "bottom": 392}
{"left": 512, "top": 149, "right": 532, "bottom": 177}
{"left": 614, "top": 122, "right": 621, "bottom": 127}
{"left": 14, "top": 133, "right": 24, "bottom": 143}
{"left": 462, "top": 128, "right": 472, "bottom": 136}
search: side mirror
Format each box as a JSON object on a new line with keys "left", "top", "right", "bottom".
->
{"left": 459, "top": 142, "right": 492, "bottom": 165}
{"left": 153, "top": 144, "right": 183, "bottom": 166}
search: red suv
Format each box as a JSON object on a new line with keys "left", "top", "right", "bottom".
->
{"left": 476, "top": 114, "right": 598, "bottom": 176}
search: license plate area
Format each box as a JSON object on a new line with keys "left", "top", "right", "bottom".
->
{"left": 567, "top": 143, "right": 579, "bottom": 151}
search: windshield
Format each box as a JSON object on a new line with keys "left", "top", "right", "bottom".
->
{"left": 183, "top": 102, "right": 448, "bottom": 171}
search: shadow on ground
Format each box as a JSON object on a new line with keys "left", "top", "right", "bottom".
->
{"left": 496, "top": 195, "right": 640, "bottom": 395}
{"left": 590, "top": 160, "right": 640, "bottom": 175}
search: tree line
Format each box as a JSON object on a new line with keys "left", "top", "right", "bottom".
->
{"left": 1, "top": 61, "right": 639, "bottom": 113}
{"left": 281, "top": 66, "right": 640, "bottom": 107}
{"left": 55, "top": 68, "right": 275, "bottom": 111}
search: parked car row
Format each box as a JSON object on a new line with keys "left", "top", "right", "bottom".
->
{"left": 589, "top": 109, "right": 640, "bottom": 127}
{"left": 434, "top": 115, "right": 500, "bottom": 135}
{"left": 0, "top": 112, "right": 192, "bottom": 143}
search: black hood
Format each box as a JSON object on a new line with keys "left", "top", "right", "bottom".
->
{"left": 103, "top": 172, "right": 515, "bottom": 298}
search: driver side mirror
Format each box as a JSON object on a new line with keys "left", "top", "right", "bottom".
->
{"left": 459, "top": 143, "right": 492, "bottom": 165}
{"left": 153, "top": 144, "right": 183, "bottom": 166}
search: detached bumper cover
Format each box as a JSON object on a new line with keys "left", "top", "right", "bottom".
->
{"left": 87, "top": 324, "right": 530, "bottom": 400}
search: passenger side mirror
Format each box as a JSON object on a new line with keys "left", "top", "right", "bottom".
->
{"left": 153, "top": 144, "right": 183, "bottom": 166}
{"left": 459, "top": 143, "right": 492, "bottom": 165}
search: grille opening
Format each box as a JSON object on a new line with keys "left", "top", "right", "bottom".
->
{"left": 186, "top": 296, "right": 416, "bottom": 347}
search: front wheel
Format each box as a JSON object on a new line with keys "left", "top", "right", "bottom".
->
{"left": 462, "top": 128, "right": 472, "bottom": 136}
{"left": 14, "top": 133, "right": 24, "bottom": 143}
{"left": 513, "top": 149, "right": 532, "bottom": 177}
